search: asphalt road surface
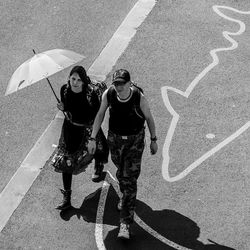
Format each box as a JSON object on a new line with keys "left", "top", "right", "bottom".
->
{"left": 0, "top": 0, "right": 249, "bottom": 249}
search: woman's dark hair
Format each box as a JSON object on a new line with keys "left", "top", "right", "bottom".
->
{"left": 68, "top": 65, "right": 91, "bottom": 88}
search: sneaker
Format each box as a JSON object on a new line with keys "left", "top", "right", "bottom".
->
{"left": 117, "top": 198, "right": 123, "bottom": 211}
{"left": 92, "top": 164, "right": 104, "bottom": 182}
{"left": 117, "top": 223, "right": 130, "bottom": 240}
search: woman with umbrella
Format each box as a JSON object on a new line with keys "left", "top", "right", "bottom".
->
{"left": 55, "top": 65, "right": 109, "bottom": 210}
{"left": 6, "top": 50, "right": 108, "bottom": 210}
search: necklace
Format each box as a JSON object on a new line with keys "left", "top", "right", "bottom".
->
{"left": 117, "top": 88, "right": 132, "bottom": 102}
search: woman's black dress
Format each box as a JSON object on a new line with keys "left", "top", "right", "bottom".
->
{"left": 52, "top": 83, "right": 108, "bottom": 174}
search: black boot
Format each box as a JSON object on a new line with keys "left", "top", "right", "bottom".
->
{"left": 55, "top": 189, "right": 72, "bottom": 210}
{"left": 92, "top": 163, "right": 104, "bottom": 182}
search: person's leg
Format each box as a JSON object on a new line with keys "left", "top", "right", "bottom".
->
{"left": 117, "top": 131, "right": 145, "bottom": 239}
{"left": 55, "top": 122, "right": 82, "bottom": 210}
{"left": 62, "top": 172, "right": 72, "bottom": 190}
{"left": 119, "top": 161, "right": 141, "bottom": 224}
{"left": 56, "top": 172, "right": 72, "bottom": 210}
{"left": 107, "top": 131, "right": 124, "bottom": 205}
{"left": 92, "top": 160, "right": 104, "bottom": 182}
{"left": 92, "top": 128, "right": 109, "bottom": 182}
{"left": 117, "top": 162, "right": 142, "bottom": 240}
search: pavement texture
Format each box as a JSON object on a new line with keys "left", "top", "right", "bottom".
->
{"left": 0, "top": 0, "right": 250, "bottom": 249}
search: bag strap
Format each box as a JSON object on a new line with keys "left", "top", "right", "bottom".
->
{"left": 132, "top": 86, "right": 145, "bottom": 120}
{"left": 106, "top": 86, "right": 115, "bottom": 106}
{"left": 130, "top": 85, "right": 140, "bottom": 106}
{"left": 131, "top": 81, "right": 143, "bottom": 93}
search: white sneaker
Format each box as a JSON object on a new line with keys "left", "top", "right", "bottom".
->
{"left": 117, "top": 223, "right": 130, "bottom": 240}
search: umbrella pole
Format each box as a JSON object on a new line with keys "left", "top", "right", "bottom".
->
{"left": 46, "top": 77, "right": 68, "bottom": 119}
{"left": 46, "top": 78, "right": 60, "bottom": 103}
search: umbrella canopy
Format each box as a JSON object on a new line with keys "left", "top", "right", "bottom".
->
{"left": 5, "top": 49, "right": 85, "bottom": 99}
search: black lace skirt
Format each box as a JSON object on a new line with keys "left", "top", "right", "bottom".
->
{"left": 51, "top": 120, "right": 109, "bottom": 175}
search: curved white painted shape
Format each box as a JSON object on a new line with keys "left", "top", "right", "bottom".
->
{"left": 161, "top": 5, "right": 250, "bottom": 182}
{"left": 95, "top": 181, "right": 110, "bottom": 250}
{"left": 95, "top": 171, "right": 192, "bottom": 250}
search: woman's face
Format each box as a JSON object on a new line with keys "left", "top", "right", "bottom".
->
{"left": 69, "top": 72, "right": 83, "bottom": 93}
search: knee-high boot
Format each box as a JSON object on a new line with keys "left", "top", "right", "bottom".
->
{"left": 55, "top": 189, "right": 72, "bottom": 210}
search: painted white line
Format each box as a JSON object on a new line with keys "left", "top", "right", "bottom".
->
{"left": 0, "top": 116, "right": 64, "bottom": 232}
{"left": 88, "top": 0, "right": 157, "bottom": 81}
{"left": 95, "top": 181, "right": 110, "bottom": 250}
{"left": 161, "top": 5, "right": 250, "bottom": 182}
{"left": 134, "top": 215, "right": 191, "bottom": 250}
{"left": 95, "top": 172, "right": 122, "bottom": 250}
{"left": 95, "top": 171, "right": 192, "bottom": 250}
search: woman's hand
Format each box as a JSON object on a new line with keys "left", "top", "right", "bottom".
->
{"left": 150, "top": 141, "right": 158, "bottom": 155}
{"left": 88, "top": 140, "right": 96, "bottom": 155}
{"left": 57, "top": 101, "right": 64, "bottom": 111}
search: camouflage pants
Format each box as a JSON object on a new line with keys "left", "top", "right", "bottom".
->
{"left": 107, "top": 129, "right": 145, "bottom": 224}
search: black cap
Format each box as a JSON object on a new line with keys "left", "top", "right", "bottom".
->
{"left": 112, "top": 69, "right": 130, "bottom": 84}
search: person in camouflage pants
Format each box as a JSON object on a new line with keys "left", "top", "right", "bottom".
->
{"left": 88, "top": 69, "right": 158, "bottom": 240}
{"left": 107, "top": 129, "right": 145, "bottom": 224}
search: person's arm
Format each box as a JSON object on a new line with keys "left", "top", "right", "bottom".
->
{"left": 88, "top": 89, "right": 109, "bottom": 154}
{"left": 91, "top": 87, "right": 101, "bottom": 116}
{"left": 139, "top": 93, "right": 158, "bottom": 155}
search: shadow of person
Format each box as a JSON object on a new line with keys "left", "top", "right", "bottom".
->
{"left": 59, "top": 184, "right": 120, "bottom": 226}
{"left": 59, "top": 182, "right": 235, "bottom": 250}
{"left": 104, "top": 194, "right": 236, "bottom": 250}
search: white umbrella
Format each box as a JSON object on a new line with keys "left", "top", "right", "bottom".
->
{"left": 5, "top": 49, "right": 85, "bottom": 101}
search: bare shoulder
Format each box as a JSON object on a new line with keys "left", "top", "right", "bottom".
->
{"left": 139, "top": 91, "right": 149, "bottom": 105}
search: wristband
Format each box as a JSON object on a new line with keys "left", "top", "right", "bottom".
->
{"left": 150, "top": 136, "right": 157, "bottom": 142}
{"left": 89, "top": 137, "right": 96, "bottom": 142}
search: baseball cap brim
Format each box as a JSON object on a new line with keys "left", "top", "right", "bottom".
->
{"left": 112, "top": 78, "right": 127, "bottom": 84}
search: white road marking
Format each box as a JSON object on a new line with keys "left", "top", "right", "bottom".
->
{"left": 0, "top": 116, "right": 64, "bottom": 232}
{"left": 206, "top": 134, "right": 215, "bottom": 139}
{"left": 161, "top": 5, "right": 250, "bottom": 182}
{"left": 95, "top": 171, "right": 192, "bottom": 250}
{"left": 88, "top": 0, "right": 157, "bottom": 81}
{"left": 95, "top": 181, "right": 110, "bottom": 250}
